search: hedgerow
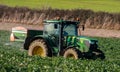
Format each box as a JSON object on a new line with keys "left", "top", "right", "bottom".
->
{"left": 0, "top": 5, "right": 120, "bottom": 30}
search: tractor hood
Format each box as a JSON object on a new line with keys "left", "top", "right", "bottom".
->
{"left": 77, "top": 36, "right": 98, "bottom": 44}
{"left": 65, "top": 36, "right": 98, "bottom": 52}
{"left": 76, "top": 36, "right": 98, "bottom": 52}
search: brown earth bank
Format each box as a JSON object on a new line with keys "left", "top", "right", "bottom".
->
{"left": 1, "top": 22, "right": 120, "bottom": 38}
{"left": 0, "top": 5, "right": 120, "bottom": 30}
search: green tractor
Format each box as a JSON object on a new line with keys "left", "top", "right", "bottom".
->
{"left": 10, "top": 19, "right": 105, "bottom": 59}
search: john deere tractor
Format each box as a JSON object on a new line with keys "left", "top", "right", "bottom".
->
{"left": 10, "top": 19, "right": 105, "bottom": 59}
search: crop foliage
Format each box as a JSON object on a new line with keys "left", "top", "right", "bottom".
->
{"left": 0, "top": 30, "right": 120, "bottom": 72}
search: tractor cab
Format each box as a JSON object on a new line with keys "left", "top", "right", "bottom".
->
{"left": 43, "top": 20, "right": 84, "bottom": 55}
{"left": 43, "top": 20, "right": 79, "bottom": 36}
{"left": 43, "top": 20, "right": 79, "bottom": 55}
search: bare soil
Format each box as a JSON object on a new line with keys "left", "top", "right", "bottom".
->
{"left": 0, "top": 22, "right": 43, "bottom": 30}
{"left": 0, "top": 22, "right": 120, "bottom": 38}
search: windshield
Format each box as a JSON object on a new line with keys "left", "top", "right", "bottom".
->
{"left": 63, "top": 24, "right": 77, "bottom": 36}
{"left": 44, "top": 23, "right": 59, "bottom": 35}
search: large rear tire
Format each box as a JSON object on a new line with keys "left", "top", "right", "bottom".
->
{"left": 63, "top": 47, "right": 82, "bottom": 59}
{"left": 28, "top": 39, "right": 52, "bottom": 57}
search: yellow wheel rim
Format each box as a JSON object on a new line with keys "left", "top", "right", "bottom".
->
{"left": 67, "top": 54, "right": 75, "bottom": 59}
{"left": 33, "top": 46, "right": 45, "bottom": 57}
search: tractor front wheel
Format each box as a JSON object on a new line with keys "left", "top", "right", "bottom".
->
{"left": 28, "top": 39, "right": 52, "bottom": 57}
{"left": 63, "top": 47, "right": 82, "bottom": 59}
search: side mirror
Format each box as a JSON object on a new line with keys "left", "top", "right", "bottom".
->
{"left": 54, "top": 24, "right": 58, "bottom": 29}
{"left": 82, "top": 25, "right": 85, "bottom": 31}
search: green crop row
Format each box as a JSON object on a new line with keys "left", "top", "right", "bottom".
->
{"left": 0, "top": 30, "right": 120, "bottom": 72}
{"left": 0, "top": 0, "right": 120, "bottom": 13}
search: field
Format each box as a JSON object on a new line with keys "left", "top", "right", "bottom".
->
{"left": 0, "top": 0, "right": 120, "bottom": 71}
{"left": 0, "top": 30, "right": 120, "bottom": 72}
{"left": 0, "top": 0, "right": 120, "bottom": 13}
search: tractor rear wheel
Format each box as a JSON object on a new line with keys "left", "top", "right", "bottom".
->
{"left": 28, "top": 39, "right": 52, "bottom": 57}
{"left": 63, "top": 47, "right": 82, "bottom": 59}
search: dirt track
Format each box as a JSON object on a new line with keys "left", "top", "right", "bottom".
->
{"left": 0, "top": 22, "right": 120, "bottom": 38}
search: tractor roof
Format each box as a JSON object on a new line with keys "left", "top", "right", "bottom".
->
{"left": 43, "top": 20, "right": 79, "bottom": 25}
